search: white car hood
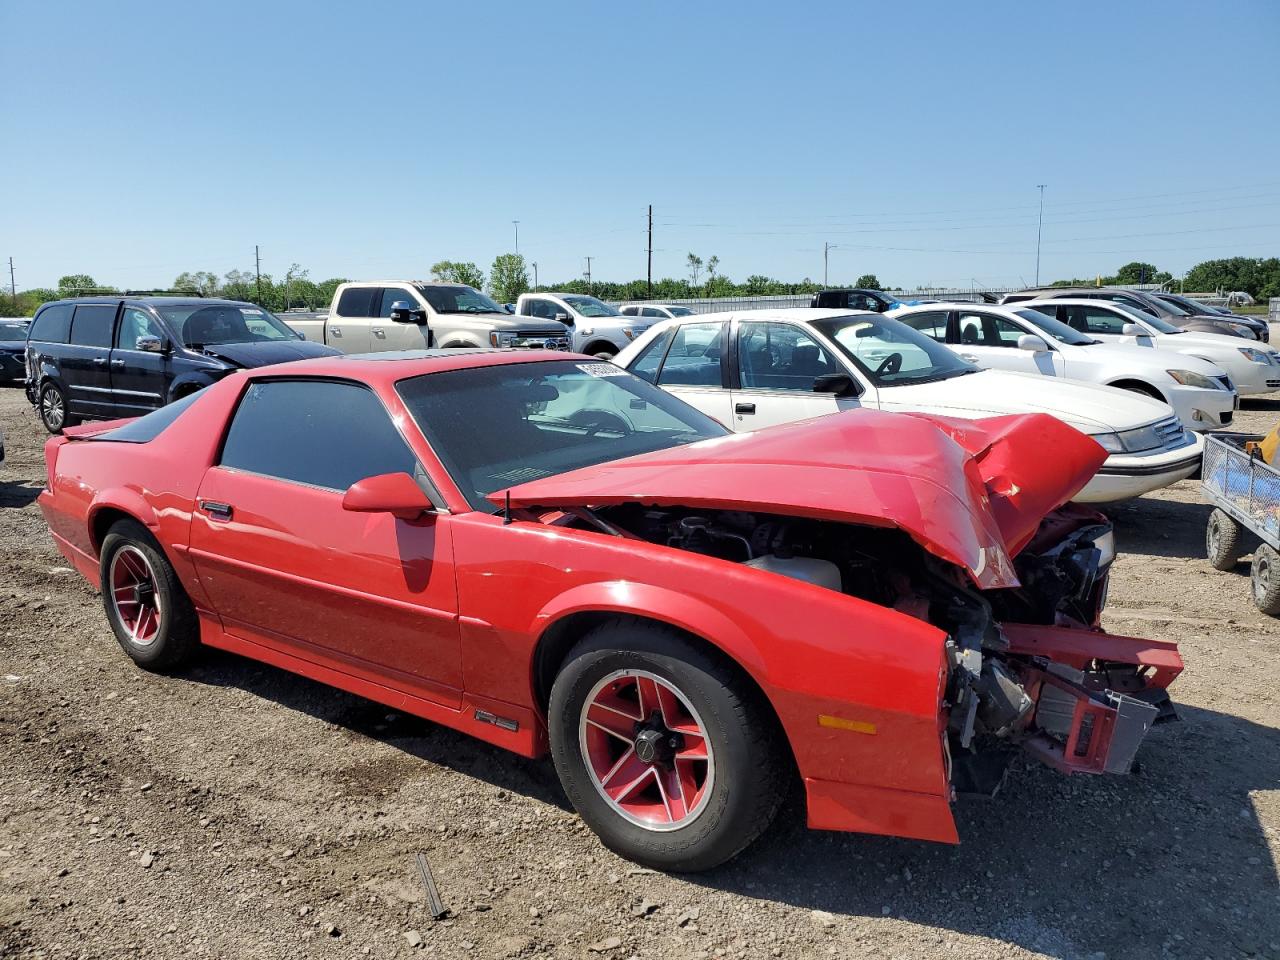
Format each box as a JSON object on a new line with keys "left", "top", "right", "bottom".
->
{"left": 1158, "top": 330, "right": 1261, "bottom": 354}
{"left": 876, "top": 369, "right": 1172, "bottom": 434}
{"left": 1076, "top": 342, "right": 1226, "bottom": 377}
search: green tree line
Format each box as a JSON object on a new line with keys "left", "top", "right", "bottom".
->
{"left": 8, "top": 255, "right": 1278, "bottom": 317}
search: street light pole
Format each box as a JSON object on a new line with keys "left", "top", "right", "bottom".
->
{"left": 531, "top": 261, "right": 538, "bottom": 292}
{"left": 584, "top": 257, "right": 593, "bottom": 294}
{"left": 824, "top": 242, "right": 837, "bottom": 286}
{"left": 1034, "top": 185, "right": 1046, "bottom": 286}
{"left": 512, "top": 220, "right": 520, "bottom": 255}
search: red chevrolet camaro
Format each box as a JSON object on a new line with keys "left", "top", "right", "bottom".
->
{"left": 38, "top": 350, "right": 1182, "bottom": 870}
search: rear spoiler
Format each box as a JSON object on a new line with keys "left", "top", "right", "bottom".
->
{"left": 62, "top": 418, "right": 136, "bottom": 440}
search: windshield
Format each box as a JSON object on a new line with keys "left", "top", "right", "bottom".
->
{"left": 1111, "top": 301, "right": 1182, "bottom": 334}
{"left": 0, "top": 320, "right": 29, "bottom": 340}
{"left": 811, "top": 314, "right": 976, "bottom": 386}
{"left": 417, "top": 285, "right": 505, "bottom": 315}
{"left": 564, "top": 295, "right": 621, "bottom": 318}
{"left": 1014, "top": 308, "right": 1097, "bottom": 345}
{"left": 396, "top": 359, "right": 726, "bottom": 510}
{"left": 668, "top": 306, "right": 695, "bottom": 317}
{"left": 1144, "top": 295, "right": 1188, "bottom": 316}
{"left": 156, "top": 303, "right": 298, "bottom": 347}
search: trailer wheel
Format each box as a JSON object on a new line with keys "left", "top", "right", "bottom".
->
{"left": 1206, "top": 508, "right": 1245, "bottom": 571}
{"left": 1251, "top": 544, "right": 1280, "bottom": 616}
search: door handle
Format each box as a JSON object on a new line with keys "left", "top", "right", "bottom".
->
{"left": 199, "top": 500, "right": 234, "bottom": 521}
{"left": 959, "top": 353, "right": 979, "bottom": 363}
{"left": 735, "top": 402, "right": 756, "bottom": 414}
{"left": 93, "top": 357, "right": 108, "bottom": 366}
{"left": 110, "top": 359, "right": 125, "bottom": 368}
{"left": 373, "top": 328, "right": 387, "bottom": 339}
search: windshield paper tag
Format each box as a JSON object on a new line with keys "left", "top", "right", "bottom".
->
{"left": 577, "top": 362, "right": 625, "bottom": 377}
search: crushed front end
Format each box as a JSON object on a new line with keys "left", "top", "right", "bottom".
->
{"left": 937, "top": 504, "right": 1181, "bottom": 794}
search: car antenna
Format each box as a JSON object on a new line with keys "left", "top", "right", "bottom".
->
{"left": 503, "top": 489, "right": 512, "bottom": 525}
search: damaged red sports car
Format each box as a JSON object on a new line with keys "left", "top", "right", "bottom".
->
{"left": 37, "top": 350, "right": 1182, "bottom": 871}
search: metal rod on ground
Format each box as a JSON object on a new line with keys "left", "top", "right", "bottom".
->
{"left": 414, "top": 852, "right": 448, "bottom": 920}
{"left": 1035, "top": 185, "right": 1046, "bottom": 286}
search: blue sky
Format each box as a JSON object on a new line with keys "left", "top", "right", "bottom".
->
{"left": 4, "top": 0, "right": 1278, "bottom": 292}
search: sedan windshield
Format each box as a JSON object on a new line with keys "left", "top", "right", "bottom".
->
{"left": 156, "top": 303, "right": 298, "bottom": 347}
{"left": 417, "top": 285, "right": 506, "bottom": 315}
{"left": 397, "top": 360, "right": 726, "bottom": 510}
{"left": 1013, "top": 309, "right": 1097, "bottom": 345}
{"left": 564, "top": 295, "right": 621, "bottom": 318}
{"left": 811, "top": 314, "right": 976, "bottom": 386}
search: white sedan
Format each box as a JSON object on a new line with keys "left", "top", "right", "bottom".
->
{"left": 1025, "top": 298, "right": 1280, "bottom": 397}
{"left": 887, "top": 302, "right": 1237, "bottom": 432}
{"left": 613, "top": 308, "right": 1203, "bottom": 503}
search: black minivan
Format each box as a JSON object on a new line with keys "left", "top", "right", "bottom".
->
{"left": 25, "top": 297, "right": 338, "bottom": 432}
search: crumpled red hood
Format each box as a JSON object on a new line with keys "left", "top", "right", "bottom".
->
{"left": 491, "top": 410, "right": 1106, "bottom": 589}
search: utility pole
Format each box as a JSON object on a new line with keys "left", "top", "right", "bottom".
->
{"left": 512, "top": 220, "right": 520, "bottom": 255}
{"left": 8, "top": 257, "right": 16, "bottom": 313}
{"left": 584, "top": 257, "right": 593, "bottom": 295}
{"left": 1034, "top": 185, "right": 1046, "bottom": 286}
{"left": 254, "top": 245, "right": 263, "bottom": 304}
{"left": 823, "top": 242, "right": 836, "bottom": 286}
{"left": 531, "top": 262, "right": 538, "bottom": 292}
{"left": 646, "top": 204, "right": 653, "bottom": 298}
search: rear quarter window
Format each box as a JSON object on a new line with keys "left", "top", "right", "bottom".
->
{"left": 336, "top": 287, "right": 377, "bottom": 317}
{"left": 30, "top": 303, "right": 74, "bottom": 343}
{"left": 97, "top": 390, "right": 205, "bottom": 443}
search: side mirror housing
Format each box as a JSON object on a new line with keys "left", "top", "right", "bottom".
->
{"left": 812, "top": 372, "right": 862, "bottom": 398}
{"left": 1121, "top": 323, "right": 1144, "bottom": 337}
{"left": 342, "top": 472, "right": 435, "bottom": 521}
{"left": 390, "top": 301, "right": 427, "bottom": 324}
{"left": 554, "top": 311, "right": 572, "bottom": 324}
{"left": 137, "top": 335, "right": 167, "bottom": 353}
{"left": 1017, "top": 333, "right": 1049, "bottom": 352}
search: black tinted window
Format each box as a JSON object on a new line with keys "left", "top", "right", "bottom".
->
{"left": 378, "top": 288, "right": 417, "bottom": 317}
{"left": 221, "top": 380, "right": 418, "bottom": 490}
{"left": 98, "top": 390, "right": 204, "bottom": 443}
{"left": 336, "top": 287, "right": 377, "bottom": 317}
{"left": 30, "top": 303, "right": 73, "bottom": 343}
{"left": 70, "top": 305, "right": 117, "bottom": 348}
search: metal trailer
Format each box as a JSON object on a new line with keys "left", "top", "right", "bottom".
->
{"left": 1201, "top": 431, "right": 1280, "bottom": 614}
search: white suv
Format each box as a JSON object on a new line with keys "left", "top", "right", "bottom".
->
{"left": 888, "top": 302, "right": 1237, "bottom": 432}
{"left": 618, "top": 303, "right": 698, "bottom": 321}
{"left": 614, "top": 308, "right": 1204, "bottom": 503}
{"left": 515, "top": 293, "right": 649, "bottom": 358}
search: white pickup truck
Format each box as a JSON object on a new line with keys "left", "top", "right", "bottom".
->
{"left": 514, "top": 292, "right": 651, "bottom": 359}
{"left": 288, "top": 281, "right": 571, "bottom": 354}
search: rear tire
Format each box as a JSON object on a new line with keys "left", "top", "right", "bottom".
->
{"left": 1206, "top": 508, "right": 1245, "bottom": 571}
{"left": 548, "top": 619, "right": 789, "bottom": 872}
{"left": 99, "top": 519, "right": 200, "bottom": 671}
{"left": 1251, "top": 544, "right": 1280, "bottom": 616}
{"left": 39, "top": 381, "right": 78, "bottom": 434}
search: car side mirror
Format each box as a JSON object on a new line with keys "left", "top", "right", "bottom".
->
{"left": 812, "top": 372, "right": 862, "bottom": 398}
{"left": 342, "top": 472, "right": 435, "bottom": 521}
{"left": 390, "top": 301, "right": 427, "bottom": 324}
{"left": 1121, "top": 323, "right": 1144, "bottom": 336}
{"left": 554, "top": 311, "right": 572, "bottom": 324}
{"left": 136, "top": 335, "right": 167, "bottom": 353}
{"left": 1017, "top": 334, "right": 1049, "bottom": 352}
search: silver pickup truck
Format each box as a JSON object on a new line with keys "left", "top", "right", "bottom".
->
{"left": 288, "top": 281, "right": 570, "bottom": 353}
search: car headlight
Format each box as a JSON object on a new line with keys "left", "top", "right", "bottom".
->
{"left": 1166, "top": 368, "right": 1220, "bottom": 389}
{"left": 1093, "top": 529, "right": 1116, "bottom": 567}
{"left": 1228, "top": 323, "right": 1254, "bottom": 337}
{"left": 490, "top": 332, "right": 518, "bottom": 347}
{"left": 622, "top": 328, "right": 636, "bottom": 340}
{"left": 1091, "top": 432, "right": 1126, "bottom": 453}
{"left": 1238, "top": 347, "right": 1269, "bottom": 363}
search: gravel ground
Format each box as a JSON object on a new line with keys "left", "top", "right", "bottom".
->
{"left": 1, "top": 379, "right": 1277, "bottom": 960}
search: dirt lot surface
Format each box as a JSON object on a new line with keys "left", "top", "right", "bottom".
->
{"left": 1, "top": 379, "right": 1277, "bottom": 960}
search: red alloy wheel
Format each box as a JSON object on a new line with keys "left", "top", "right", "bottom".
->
{"left": 578, "top": 669, "right": 715, "bottom": 831}
{"left": 108, "top": 545, "right": 164, "bottom": 647}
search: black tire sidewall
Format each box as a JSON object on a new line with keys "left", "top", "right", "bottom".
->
{"left": 99, "top": 521, "right": 195, "bottom": 669}
{"left": 549, "top": 626, "right": 783, "bottom": 872}
{"left": 1206, "top": 508, "right": 1243, "bottom": 570}
{"left": 1252, "top": 544, "right": 1280, "bottom": 615}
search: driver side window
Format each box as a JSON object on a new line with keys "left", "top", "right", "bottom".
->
{"left": 378, "top": 288, "right": 419, "bottom": 317}
{"left": 115, "top": 308, "right": 164, "bottom": 350}
{"left": 958, "top": 312, "right": 1026, "bottom": 348}
{"left": 736, "top": 322, "right": 837, "bottom": 392}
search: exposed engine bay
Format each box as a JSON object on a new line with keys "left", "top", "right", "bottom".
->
{"left": 556, "top": 501, "right": 1179, "bottom": 795}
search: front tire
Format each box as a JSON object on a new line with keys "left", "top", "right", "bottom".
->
{"left": 1206, "top": 508, "right": 1245, "bottom": 571}
{"left": 39, "top": 381, "right": 78, "bottom": 434}
{"left": 548, "top": 619, "right": 788, "bottom": 872}
{"left": 1251, "top": 544, "right": 1280, "bottom": 616}
{"left": 99, "top": 519, "right": 200, "bottom": 671}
